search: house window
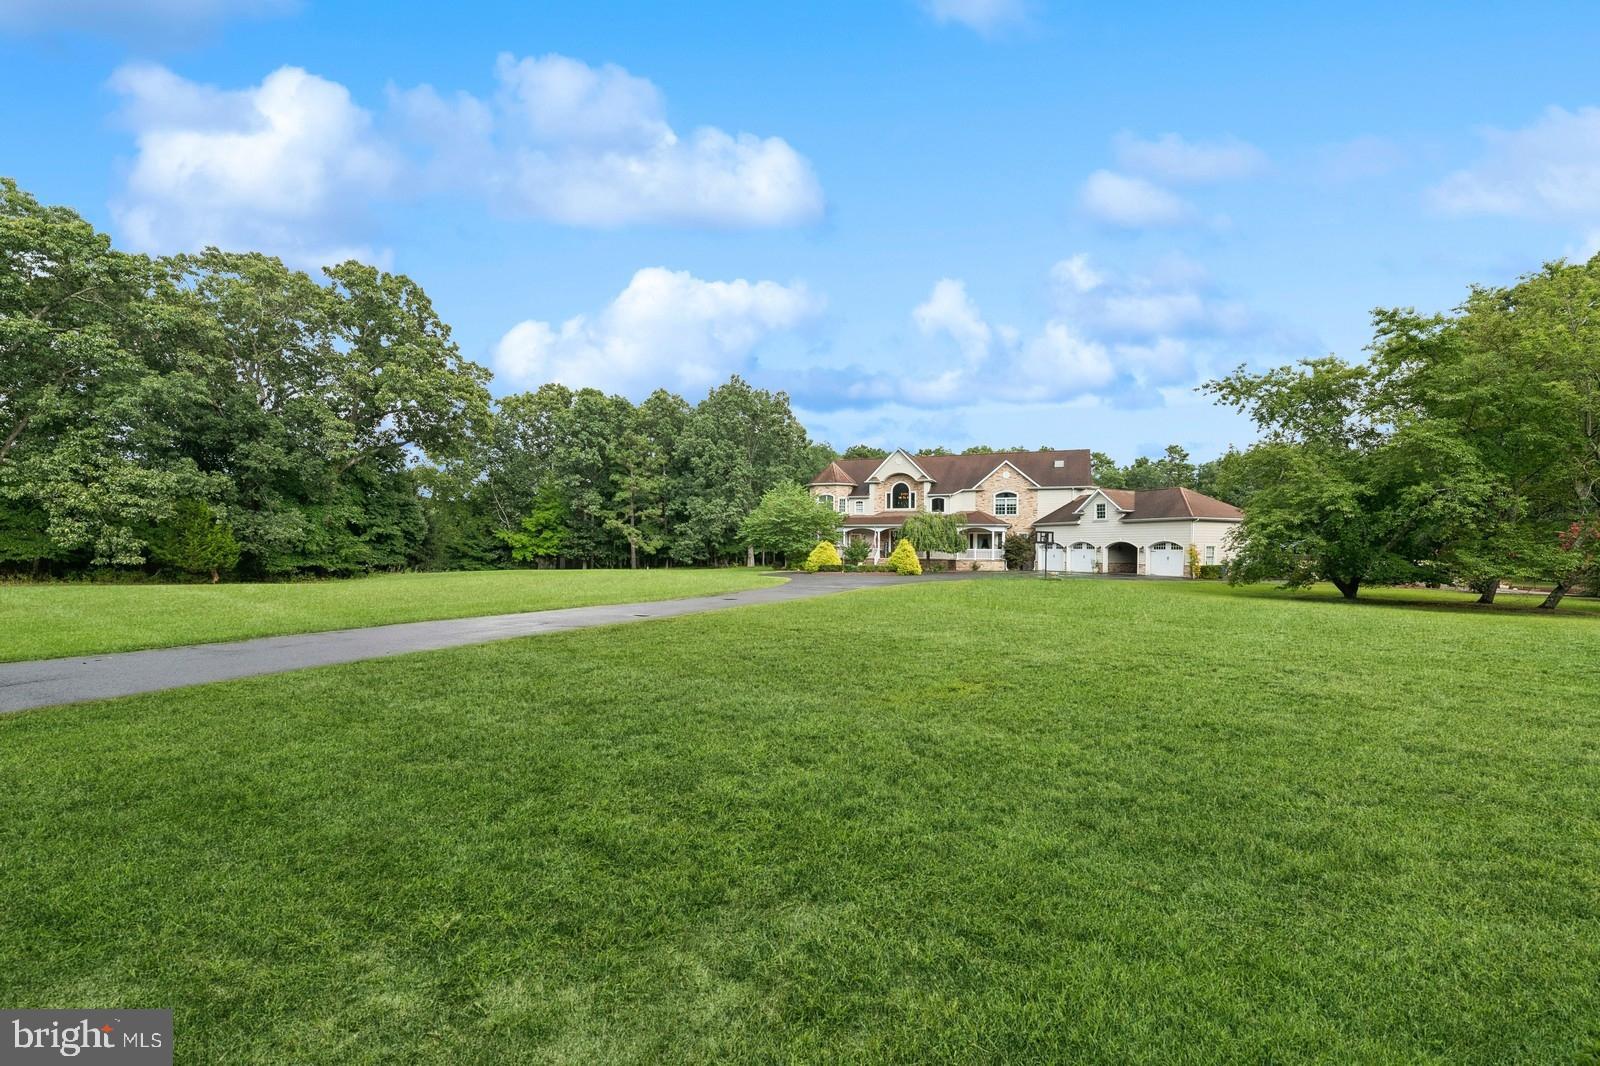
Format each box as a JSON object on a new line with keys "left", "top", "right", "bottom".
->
{"left": 851, "top": 499, "right": 864, "bottom": 514}
{"left": 1205, "top": 545, "right": 1216, "bottom": 564}
{"left": 890, "top": 483, "right": 913, "bottom": 509}
{"left": 1095, "top": 503, "right": 1106, "bottom": 519}
{"left": 931, "top": 497, "right": 945, "bottom": 513}
{"left": 994, "top": 491, "right": 1018, "bottom": 516}
{"left": 818, "top": 494, "right": 834, "bottom": 510}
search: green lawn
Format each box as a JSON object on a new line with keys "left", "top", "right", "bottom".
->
{"left": 0, "top": 568, "right": 784, "bottom": 662}
{"left": 2, "top": 579, "right": 1597, "bottom": 1063}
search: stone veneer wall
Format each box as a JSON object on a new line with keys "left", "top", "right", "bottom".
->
{"left": 970, "top": 465, "right": 1038, "bottom": 535}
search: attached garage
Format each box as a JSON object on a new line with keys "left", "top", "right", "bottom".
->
{"left": 1148, "top": 541, "right": 1185, "bottom": 577}
{"left": 1067, "top": 542, "right": 1097, "bottom": 572}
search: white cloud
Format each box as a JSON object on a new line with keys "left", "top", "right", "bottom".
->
{"left": 1050, "top": 253, "right": 1103, "bottom": 294}
{"left": 398, "top": 53, "right": 824, "bottom": 227}
{"left": 1051, "top": 255, "right": 1254, "bottom": 341}
{"left": 1078, "top": 169, "right": 1192, "bottom": 228}
{"left": 492, "top": 268, "right": 824, "bottom": 397}
{"left": 920, "top": 0, "right": 1032, "bottom": 35}
{"left": 1431, "top": 106, "right": 1600, "bottom": 220}
{"left": 109, "top": 63, "right": 395, "bottom": 268}
{"left": 792, "top": 253, "right": 1291, "bottom": 416}
{"left": 0, "top": 0, "right": 292, "bottom": 36}
{"left": 1016, "top": 322, "right": 1115, "bottom": 396}
{"left": 913, "top": 279, "right": 992, "bottom": 363}
{"left": 105, "top": 52, "right": 822, "bottom": 264}
{"left": 1112, "top": 132, "right": 1266, "bottom": 183}
{"left": 492, "top": 53, "right": 667, "bottom": 147}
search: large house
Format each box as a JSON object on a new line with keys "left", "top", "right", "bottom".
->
{"left": 808, "top": 448, "right": 1242, "bottom": 575}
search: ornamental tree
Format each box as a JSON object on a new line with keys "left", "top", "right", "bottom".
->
{"left": 802, "top": 540, "right": 842, "bottom": 572}
{"left": 887, "top": 537, "right": 922, "bottom": 575}
{"left": 901, "top": 512, "right": 964, "bottom": 564}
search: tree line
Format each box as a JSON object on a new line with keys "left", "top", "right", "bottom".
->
{"left": 17, "top": 175, "right": 1588, "bottom": 596}
{"left": 1206, "top": 258, "right": 1600, "bottom": 605}
{"left": 0, "top": 178, "right": 831, "bottom": 578}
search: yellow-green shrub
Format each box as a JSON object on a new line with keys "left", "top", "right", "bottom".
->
{"left": 803, "top": 540, "right": 843, "bottom": 572}
{"left": 887, "top": 538, "right": 922, "bottom": 575}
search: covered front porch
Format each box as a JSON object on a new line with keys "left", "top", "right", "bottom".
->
{"left": 840, "top": 514, "right": 1011, "bottom": 566}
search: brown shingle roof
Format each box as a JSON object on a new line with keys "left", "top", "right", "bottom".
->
{"left": 1035, "top": 486, "right": 1242, "bottom": 525}
{"left": 812, "top": 449, "right": 1092, "bottom": 493}
{"left": 808, "top": 460, "right": 858, "bottom": 486}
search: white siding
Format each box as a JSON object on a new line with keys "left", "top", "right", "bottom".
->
{"left": 1032, "top": 516, "right": 1240, "bottom": 573}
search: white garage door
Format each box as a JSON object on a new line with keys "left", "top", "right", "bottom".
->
{"left": 1036, "top": 543, "right": 1067, "bottom": 571}
{"left": 1068, "top": 542, "right": 1097, "bottom": 573}
{"left": 1148, "top": 541, "right": 1184, "bottom": 576}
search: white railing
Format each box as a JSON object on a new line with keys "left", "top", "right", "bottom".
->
{"left": 926, "top": 548, "right": 1003, "bottom": 561}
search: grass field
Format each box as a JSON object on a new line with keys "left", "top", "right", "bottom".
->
{"left": 2, "top": 579, "right": 1597, "bottom": 1062}
{"left": 0, "top": 568, "right": 784, "bottom": 662}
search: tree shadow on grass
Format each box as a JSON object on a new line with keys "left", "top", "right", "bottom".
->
{"left": 1194, "top": 581, "right": 1600, "bottom": 622}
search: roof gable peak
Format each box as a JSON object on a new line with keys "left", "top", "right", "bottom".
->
{"left": 865, "top": 448, "right": 932, "bottom": 483}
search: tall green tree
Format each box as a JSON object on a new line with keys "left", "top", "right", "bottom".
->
{"left": 1371, "top": 259, "right": 1600, "bottom": 606}
{"left": 672, "top": 377, "right": 823, "bottom": 565}
{"left": 738, "top": 483, "right": 841, "bottom": 566}
{"left": 1207, "top": 358, "right": 1503, "bottom": 599}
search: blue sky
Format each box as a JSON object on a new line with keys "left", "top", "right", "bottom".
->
{"left": 5, "top": 0, "right": 1600, "bottom": 460}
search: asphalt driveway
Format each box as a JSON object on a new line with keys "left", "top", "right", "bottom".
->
{"left": 0, "top": 571, "right": 991, "bottom": 713}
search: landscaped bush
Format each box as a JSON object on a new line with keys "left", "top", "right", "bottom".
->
{"left": 842, "top": 541, "right": 872, "bottom": 567}
{"left": 1003, "top": 535, "right": 1034, "bottom": 570}
{"left": 844, "top": 563, "right": 896, "bottom": 573}
{"left": 1197, "top": 564, "right": 1226, "bottom": 580}
{"left": 887, "top": 539, "right": 922, "bottom": 575}
{"left": 802, "top": 540, "right": 843, "bottom": 573}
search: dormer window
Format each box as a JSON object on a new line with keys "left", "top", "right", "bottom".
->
{"left": 994, "top": 491, "right": 1018, "bottom": 516}
{"left": 889, "top": 484, "right": 914, "bottom": 509}
{"left": 1095, "top": 502, "right": 1107, "bottom": 519}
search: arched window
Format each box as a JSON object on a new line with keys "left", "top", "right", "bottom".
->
{"left": 818, "top": 494, "right": 835, "bottom": 510}
{"left": 1151, "top": 541, "right": 1182, "bottom": 550}
{"left": 890, "top": 483, "right": 912, "bottom": 509}
{"left": 994, "top": 491, "right": 1018, "bottom": 516}
{"left": 1070, "top": 542, "right": 1095, "bottom": 550}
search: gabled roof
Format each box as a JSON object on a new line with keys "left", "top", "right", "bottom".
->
{"left": 809, "top": 461, "right": 858, "bottom": 486}
{"left": 1035, "top": 486, "right": 1242, "bottom": 525}
{"left": 810, "top": 448, "right": 1092, "bottom": 494}
{"left": 863, "top": 448, "right": 933, "bottom": 483}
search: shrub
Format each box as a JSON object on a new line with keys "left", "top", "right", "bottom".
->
{"left": 147, "top": 499, "right": 241, "bottom": 583}
{"left": 1186, "top": 544, "right": 1202, "bottom": 578}
{"left": 1003, "top": 535, "right": 1034, "bottom": 570}
{"left": 887, "top": 538, "right": 922, "bottom": 575}
{"left": 842, "top": 540, "right": 872, "bottom": 567}
{"left": 1197, "top": 563, "right": 1226, "bottom": 580}
{"left": 802, "top": 540, "right": 843, "bottom": 573}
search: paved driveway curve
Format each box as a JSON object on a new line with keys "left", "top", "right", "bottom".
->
{"left": 1, "top": 572, "right": 986, "bottom": 713}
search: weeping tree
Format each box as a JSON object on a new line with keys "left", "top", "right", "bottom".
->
{"left": 901, "top": 512, "right": 965, "bottom": 567}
